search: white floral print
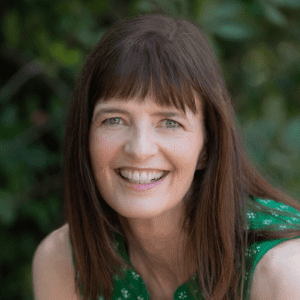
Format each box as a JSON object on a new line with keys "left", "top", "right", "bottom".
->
{"left": 72, "top": 197, "right": 300, "bottom": 299}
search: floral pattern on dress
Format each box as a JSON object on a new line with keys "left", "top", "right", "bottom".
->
{"left": 72, "top": 197, "right": 300, "bottom": 299}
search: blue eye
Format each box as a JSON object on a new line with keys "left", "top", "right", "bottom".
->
{"left": 164, "top": 119, "right": 180, "bottom": 129}
{"left": 102, "top": 117, "right": 123, "bottom": 125}
{"left": 102, "top": 117, "right": 182, "bottom": 129}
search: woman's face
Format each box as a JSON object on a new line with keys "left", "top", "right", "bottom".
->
{"left": 89, "top": 95, "right": 205, "bottom": 220}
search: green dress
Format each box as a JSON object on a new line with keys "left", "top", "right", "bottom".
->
{"left": 69, "top": 197, "right": 300, "bottom": 299}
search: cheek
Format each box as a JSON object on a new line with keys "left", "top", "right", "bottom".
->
{"left": 90, "top": 132, "right": 119, "bottom": 156}
{"left": 174, "top": 138, "right": 200, "bottom": 161}
{"left": 95, "top": 132, "right": 124, "bottom": 151}
{"left": 89, "top": 135, "right": 112, "bottom": 170}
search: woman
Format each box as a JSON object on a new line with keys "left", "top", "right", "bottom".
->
{"left": 32, "top": 13, "right": 300, "bottom": 300}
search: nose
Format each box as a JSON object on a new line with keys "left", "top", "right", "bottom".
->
{"left": 123, "top": 123, "right": 158, "bottom": 161}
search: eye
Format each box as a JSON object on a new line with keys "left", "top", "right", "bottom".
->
{"left": 101, "top": 117, "right": 183, "bottom": 129}
{"left": 102, "top": 117, "right": 124, "bottom": 126}
{"left": 162, "top": 119, "right": 182, "bottom": 129}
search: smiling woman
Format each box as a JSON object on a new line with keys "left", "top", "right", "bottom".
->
{"left": 32, "top": 12, "right": 300, "bottom": 300}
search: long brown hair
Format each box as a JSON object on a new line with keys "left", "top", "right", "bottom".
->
{"left": 63, "top": 12, "right": 300, "bottom": 300}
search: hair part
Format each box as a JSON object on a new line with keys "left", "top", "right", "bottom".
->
{"left": 63, "top": 12, "right": 300, "bottom": 300}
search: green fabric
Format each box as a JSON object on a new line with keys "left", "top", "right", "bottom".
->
{"left": 69, "top": 197, "right": 300, "bottom": 299}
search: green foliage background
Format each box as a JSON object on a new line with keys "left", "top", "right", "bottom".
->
{"left": 0, "top": 0, "right": 299, "bottom": 299}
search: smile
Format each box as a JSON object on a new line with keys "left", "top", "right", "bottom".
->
{"left": 114, "top": 169, "right": 170, "bottom": 191}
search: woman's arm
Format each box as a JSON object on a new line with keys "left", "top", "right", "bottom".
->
{"left": 32, "top": 225, "right": 81, "bottom": 300}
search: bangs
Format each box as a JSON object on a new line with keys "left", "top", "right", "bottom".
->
{"left": 90, "top": 33, "right": 201, "bottom": 116}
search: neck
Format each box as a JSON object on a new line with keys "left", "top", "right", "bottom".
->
{"left": 118, "top": 206, "right": 196, "bottom": 287}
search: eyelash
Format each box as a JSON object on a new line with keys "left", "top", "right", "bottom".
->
{"left": 102, "top": 117, "right": 182, "bottom": 130}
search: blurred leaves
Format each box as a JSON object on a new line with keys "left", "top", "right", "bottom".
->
{"left": 261, "top": 2, "right": 288, "bottom": 27}
{"left": 49, "top": 42, "right": 81, "bottom": 66}
{"left": 0, "top": 0, "right": 300, "bottom": 299}
{"left": 271, "top": 0, "right": 300, "bottom": 8}
{"left": 0, "top": 190, "right": 17, "bottom": 226}
{"left": 281, "top": 118, "right": 300, "bottom": 152}
{"left": 3, "top": 10, "right": 22, "bottom": 48}
{"left": 214, "top": 22, "right": 256, "bottom": 40}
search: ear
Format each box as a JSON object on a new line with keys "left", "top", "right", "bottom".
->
{"left": 196, "top": 147, "right": 208, "bottom": 170}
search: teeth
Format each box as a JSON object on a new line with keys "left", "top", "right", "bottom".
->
{"left": 120, "top": 169, "right": 164, "bottom": 183}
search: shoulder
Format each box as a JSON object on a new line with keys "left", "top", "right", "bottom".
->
{"left": 250, "top": 237, "right": 300, "bottom": 300}
{"left": 33, "top": 223, "right": 71, "bottom": 267}
{"left": 32, "top": 223, "right": 81, "bottom": 300}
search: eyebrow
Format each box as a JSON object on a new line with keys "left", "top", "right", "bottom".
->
{"left": 93, "top": 108, "right": 187, "bottom": 121}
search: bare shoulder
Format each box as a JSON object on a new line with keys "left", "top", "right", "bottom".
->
{"left": 32, "top": 222, "right": 81, "bottom": 300}
{"left": 267, "top": 237, "right": 300, "bottom": 262}
{"left": 34, "top": 223, "right": 71, "bottom": 266}
{"left": 249, "top": 238, "right": 300, "bottom": 300}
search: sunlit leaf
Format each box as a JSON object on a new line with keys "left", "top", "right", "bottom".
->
{"left": 50, "top": 42, "right": 81, "bottom": 66}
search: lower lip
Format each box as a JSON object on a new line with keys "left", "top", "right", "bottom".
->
{"left": 116, "top": 170, "right": 169, "bottom": 191}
